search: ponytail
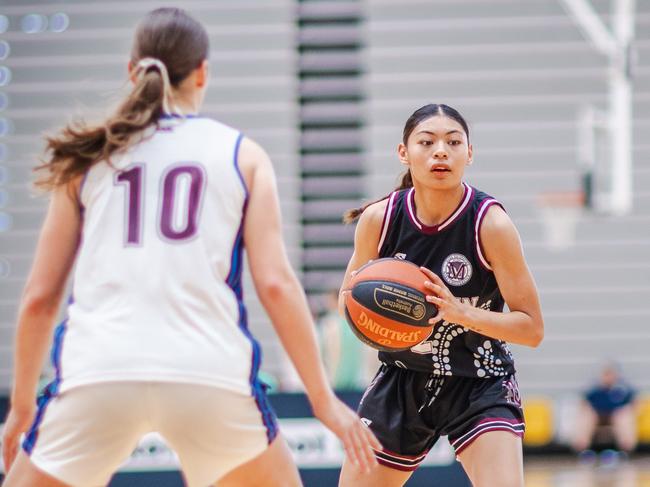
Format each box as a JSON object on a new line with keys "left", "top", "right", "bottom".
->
{"left": 34, "top": 57, "right": 177, "bottom": 191}
{"left": 343, "top": 169, "right": 413, "bottom": 224}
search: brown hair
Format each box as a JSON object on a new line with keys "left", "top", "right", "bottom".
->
{"left": 342, "top": 171, "right": 412, "bottom": 224}
{"left": 34, "top": 8, "right": 209, "bottom": 190}
{"left": 343, "top": 103, "right": 470, "bottom": 223}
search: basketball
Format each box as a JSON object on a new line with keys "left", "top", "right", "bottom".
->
{"left": 343, "top": 258, "right": 439, "bottom": 352}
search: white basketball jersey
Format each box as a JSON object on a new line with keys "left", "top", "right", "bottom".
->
{"left": 55, "top": 117, "right": 260, "bottom": 396}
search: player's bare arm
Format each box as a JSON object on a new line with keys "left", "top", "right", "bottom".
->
{"left": 239, "top": 137, "right": 382, "bottom": 472}
{"left": 423, "top": 204, "right": 543, "bottom": 347}
{"left": 338, "top": 200, "right": 386, "bottom": 313}
{"left": 2, "top": 178, "right": 82, "bottom": 471}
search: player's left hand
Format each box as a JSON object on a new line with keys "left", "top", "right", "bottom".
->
{"left": 312, "top": 394, "right": 382, "bottom": 474}
{"left": 420, "top": 267, "right": 469, "bottom": 326}
{"left": 2, "top": 404, "right": 35, "bottom": 473}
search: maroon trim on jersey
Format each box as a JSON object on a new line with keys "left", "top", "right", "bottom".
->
{"left": 377, "top": 191, "right": 398, "bottom": 253}
{"left": 474, "top": 198, "right": 505, "bottom": 271}
{"left": 374, "top": 447, "right": 428, "bottom": 471}
{"left": 451, "top": 417, "right": 525, "bottom": 456}
{"left": 376, "top": 457, "right": 420, "bottom": 472}
{"left": 406, "top": 183, "right": 473, "bottom": 235}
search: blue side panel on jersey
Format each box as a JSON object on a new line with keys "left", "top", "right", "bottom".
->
{"left": 236, "top": 300, "right": 278, "bottom": 443}
{"left": 22, "top": 382, "right": 57, "bottom": 454}
{"left": 49, "top": 318, "right": 67, "bottom": 394}
{"left": 232, "top": 133, "right": 247, "bottom": 198}
{"left": 22, "top": 317, "right": 68, "bottom": 455}
{"left": 225, "top": 224, "right": 245, "bottom": 298}
{"left": 226, "top": 132, "right": 278, "bottom": 444}
{"left": 225, "top": 133, "right": 246, "bottom": 290}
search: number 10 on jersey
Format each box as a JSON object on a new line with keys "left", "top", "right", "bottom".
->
{"left": 114, "top": 163, "right": 206, "bottom": 245}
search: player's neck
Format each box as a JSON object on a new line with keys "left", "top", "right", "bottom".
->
{"left": 169, "top": 89, "right": 202, "bottom": 116}
{"left": 411, "top": 183, "right": 465, "bottom": 227}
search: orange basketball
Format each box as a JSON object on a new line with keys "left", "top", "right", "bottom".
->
{"left": 343, "top": 258, "right": 439, "bottom": 352}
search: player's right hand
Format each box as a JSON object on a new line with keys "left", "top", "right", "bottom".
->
{"left": 312, "top": 394, "right": 382, "bottom": 474}
{"left": 2, "top": 405, "right": 35, "bottom": 473}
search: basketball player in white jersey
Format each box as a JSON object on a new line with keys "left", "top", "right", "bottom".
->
{"left": 1, "top": 8, "right": 380, "bottom": 487}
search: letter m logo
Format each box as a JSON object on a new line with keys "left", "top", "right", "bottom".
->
{"left": 448, "top": 261, "right": 467, "bottom": 280}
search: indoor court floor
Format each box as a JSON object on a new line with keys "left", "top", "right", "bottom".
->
{"left": 524, "top": 456, "right": 650, "bottom": 487}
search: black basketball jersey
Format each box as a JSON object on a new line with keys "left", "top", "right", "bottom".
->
{"left": 376, "top": 182, "right": 516, "bottom": 378}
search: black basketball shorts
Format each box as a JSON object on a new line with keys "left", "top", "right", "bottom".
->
{"left": 358, "top": 364, "right": 525, "bottom": 471}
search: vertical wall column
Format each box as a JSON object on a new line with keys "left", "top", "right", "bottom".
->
{"left": 297, "top": 1, "right": 364, "bottom": 312}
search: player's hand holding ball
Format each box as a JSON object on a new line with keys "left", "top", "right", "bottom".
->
{"left": 421, "top": 266, "right": 470, "bottom": 326}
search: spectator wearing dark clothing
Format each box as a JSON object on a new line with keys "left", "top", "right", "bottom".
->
{"left": 573, "top": 363, "right": 638, "bottom": 458}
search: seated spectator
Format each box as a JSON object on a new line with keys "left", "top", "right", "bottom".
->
{"left": 573, "top": 362, "right": 638, "bottom": 462}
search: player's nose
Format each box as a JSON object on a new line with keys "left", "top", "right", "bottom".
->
{"left": 431, "top": 140, "right": 448, "bottom": 159}
{"left": 433, "top": 148, "right": 448, "bottom": 159}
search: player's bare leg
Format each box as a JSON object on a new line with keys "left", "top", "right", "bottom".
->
{"left": 2, "top": 450, "right": 70, "bottom": 487}
{"left": 216, "top": 435, "right": 302, "bottom": 487}
{"left": 338, "top": 458, "right": 412, "bottom": 487}
{"left": 571, "top": 401, "right": 598, "bottom": 452}
{"left": 611, "top": 404, "right": 637, "bottom": 452}
{"left": 457, "top": 431, "right": 524, "bottom": 487}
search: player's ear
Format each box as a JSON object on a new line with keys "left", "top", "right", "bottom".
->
{"left": 467, "top": 144, "right": 473, "bottom": 166}
{"left": 195, "top": 60, "right": 209, "bottom": 88}
{"left": 398, "top": 143, "right": 409, "bottom": 167}
{"left": 127, "top": 60, "right": 137, "bottom": 85}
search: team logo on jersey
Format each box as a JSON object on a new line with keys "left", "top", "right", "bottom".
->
{"left": 394, "top": 252, "right": 407, "bottom": 260}
{"left": 502, "top": 376, "right": 522, "bottom": 407}
{"left": 441, "top": 253, "right": 472, "bottom": 286}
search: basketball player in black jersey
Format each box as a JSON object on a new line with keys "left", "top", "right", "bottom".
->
{"left": 338, "top": 104, "right": 544, "bottom": 487}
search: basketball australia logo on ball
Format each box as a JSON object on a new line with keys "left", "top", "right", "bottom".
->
{"left": 374, "top": 284, "right": 427, "bottom": 321}
{"left": 441, "top": 253, "right": 472, "bottom": 286}
{"left": 344, "top": 258, "right": 439, "bottom": 352}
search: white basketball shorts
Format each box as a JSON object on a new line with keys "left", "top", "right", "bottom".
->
{"left": 22, "top": 381, "right": 278, "bottom": 486}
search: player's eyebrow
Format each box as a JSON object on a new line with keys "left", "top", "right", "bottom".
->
{"left": 416, "top": 130, "right": 463, "bottom": 136}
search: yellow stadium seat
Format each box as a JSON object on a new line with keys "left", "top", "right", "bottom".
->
{"left": 524, "top": 471, "right": 554, "bottom": 487}
{"left": 636, "top": 394, "right": 650, "bottom": 443}
{"left": 523, "top": 397, "right": 554, "bottom": 447}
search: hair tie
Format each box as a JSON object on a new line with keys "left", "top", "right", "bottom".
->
{"left": 135, "top": 57, "right": 183, "bottom": 116}
{"left": 137, "top": 57, "right": 167, "bottom": 74}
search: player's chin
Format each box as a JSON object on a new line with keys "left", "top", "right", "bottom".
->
{"left": 423, "top": 176, "right": 460, "bottom": 190}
